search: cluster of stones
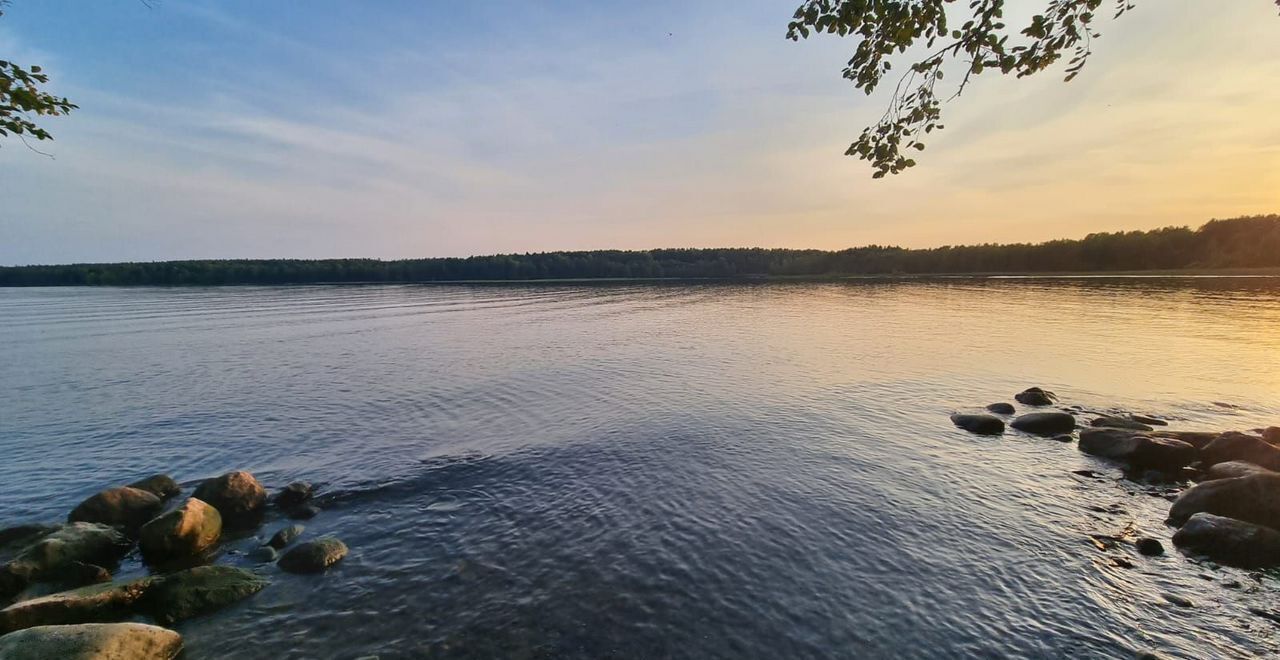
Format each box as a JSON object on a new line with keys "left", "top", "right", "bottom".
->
{"left": 952, "top": 387, "right": 1280, "bottom": 571}
{"left": 0, "top": 471, "right": 349, "bottom": 659}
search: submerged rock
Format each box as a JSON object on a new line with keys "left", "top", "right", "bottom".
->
{"left": 267, "top": 524, "right": 304, "bottom": 551}
{"left": 1135, "top": 537, "right": 1164, "bottom": 556}
{"left": 127, "top": 475, "right": 181, "bottom": 500}
{"left": 278, "top": 537, "right": 347, "bottom": 574}
{"left": 192, "top": 472, "right": 266, "bottom": 527}
{"left": 1091, "top": 416, "right": 1154, "bottom": 432}
{"left": 0, "top": 578, "right": 154, "bottom": 634}
{"left": 1130, "top": 415, "right": 1169, "bottom": 427}
{"left": 950, "top": 413, "right": 1004, "bottom": 435}
{"left": 140, "top": 565, "right": 267, "bottom": 625}
{"left": 1077, "top": 429, "right": 1196, "bottom": 472}
{"left": 275, "top": 482, "right": 314, "bottom": 510}
{"left": 1011, "top": 412, "right": 1076, "bottom": 436}
{"left": 0, "top": 623, "right": 182, "bottom": 660}
{"left": 287, "top": 504, "right": 321, "bottom": 520}
{"left": 1172, "top": 512, "right": 1280, "bottom": 568}
{"left": 138, "top": 498, "right": 222, "bottom": 566}
{"left": 1206, "top": 461, "right": 1274, "bottom": 481}
{"left": 248, "top": 546, "right": 278, "bottom": 563}
{"left": 985, "top": 402, "right": 1016, "bottom": 415}
{"left": 66, "top": 487, "right": 163, "bottom": 535}
{"left": 1167, "top": 473, "right": 1280, "bottom": 529}
{"left": 1014, "top": 387, "right": 1057, "bottom": 407}
{"left": 1200, "top": 433, "right": 1280, "bottom": 471}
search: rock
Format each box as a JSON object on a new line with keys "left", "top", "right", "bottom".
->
{"left": 1129, "top": 415, "right": 1168, "bottom": 427}
{"left": 1206, "top": 461, "right": 1273, "bottom": 481}
{"left": 1172, "top": 512, "right": 1280, "bottom": 568}
{"left": 1091, "top": 416, "right": 1154, "bottom": 432}
{"left": 0, "top": 525, "right": 58, "bottom": 553}
{"left": 1135, "top": 537, "right": 1164, "bottom": 556}
{"left": 267, "top": 524, "right": 304, "bottom": 551}
{"left": 192, "top": 471, "right": 266, "bottom": 527}
{"left": 1050, "top": 434, "right": 1073, "bottom": 443}
{"left": 278, "top": 537, "right": 347, "bottom": 574}
{"left": 2, "top": 523, "right": 130, "bottom": 599}
{"left": 1150, "top": 431, "right": 1220, "bottom": 450}
{"left": 985, "top": 402, "right": 1016, "bottom": 415}
{"left": 0, "top": 578, "right": 154, "bottom": 634}
{"left": 1264, "top": 427, "right": 1280, "bottom": 444}
{"left": 1014, "top": 387, "right": 1057, "bottom": 406}
{"left": 275, "top": 482, "right": 314, "bottom": 510}
{"left": 1162, "top": 593, "right": 1193, "bottom": 608}
{"left": 248, "top": 546, "right": 278, "bottom": 563}
{"left": 138, "top": 498, "right": 222, "bottom": 566}
{"left": 950, "top": 413, "right": 1004, "bottom": 435}
{"left": 287, "top": 504, "right": 321, "bottom": 520}
{"left": 139, "top": 566, "right": 267, "bottom": 625}
{"left": 1077, "top": 429, "right": 1196, "bottom": 472}
{"left": 66, "top": 487, "right": 163, "bottom": 535}
{"left": 1200, "top": 432, "right": 1280, "bottom": 471}
{"left": 1011, "top": 411, "right": 1076, "bottom": 436}
{"left": 0, "top": 623, "right": 182, "bottom": 660}
{"left": 126, "top": 475, "right": 181, "bottom": 500}
{"left": 1167, "top": 473, "right": 1280, "bottom": 529}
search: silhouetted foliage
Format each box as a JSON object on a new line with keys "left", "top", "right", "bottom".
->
{"left": 787, "top": 1, "right": 1280, "bottom": 177}
{"left": 0, "top": 2, "right": 76, "bottom": 148}
{"left": 1, "top": 216, "right": 1277, "bottom": 286}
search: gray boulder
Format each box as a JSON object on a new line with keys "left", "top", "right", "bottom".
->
{"left": 139, "top": 565, "right": 267, "bottom": 625}
{"left": 1077, "top": 429, "right": 1196, "bottom": 471}
{"left": 275, "top": 482, "right": 314, "bottom": 510}
{"left": 67, "top": 487, "right": 163, "bottom": 535}
{"left": 1, "top": 523, "right": 130, "bottom": 600}
{"left": 1206, "top": 461, "right": 1274, "bottom": 481}
{"left": 1167, "top": 473, "right": 1280, "bottom": 528}
{"left": 192, "top": 471, "right": 266, "bottom": 527}
{"left": 267, "top": 524, "right": 304, "bottom": 551}
{"left": 1011, "top": 412, "right": 1076, "bottom": 436}
{"left": 1172, "top": 512, "right": 1280, "bottom": 568}
{"left": 1014, "top": 387, "right": 1057, "bottom": 406}
{"left": 138, "top": 498, "right": 222, "bottom": 566}
{"left": 985, "top": 403, "right": 1015, "bottom": 415}
{"left": 127, "top": 475, "right": 181, "bottom": 500}
{"left": 278, "top": 537, "right": 347, "bottom": 574}
{"left": 1091, "top": 416, "right": 1154, "bottom": 432}
{"left": 950, "top": 414, "right": 1004, "bottom": 436}
{"left": 0, "top": 623, "right": 182, "bottom": 660}
{"left": 1200, "top": 433, "right": 1280, "bottom": 471}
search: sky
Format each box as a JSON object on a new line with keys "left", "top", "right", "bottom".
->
{"left": 1, "top": 0, "right": 1278, "bottom": 264}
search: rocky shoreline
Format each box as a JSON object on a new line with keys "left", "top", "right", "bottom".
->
{"left": 0, "top": 470, "right": 346, "bottom": 659}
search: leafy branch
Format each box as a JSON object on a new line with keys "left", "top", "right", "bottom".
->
{"left": 0, "top": 1, "right": 77, "bottom": 149}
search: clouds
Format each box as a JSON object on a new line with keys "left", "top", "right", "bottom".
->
{"left": 1, "top": 0, "right": 1277, "bottom": 264}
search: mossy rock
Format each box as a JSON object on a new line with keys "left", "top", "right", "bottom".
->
{"left": 140, "top": 565, "right": 268, "bottom": 625}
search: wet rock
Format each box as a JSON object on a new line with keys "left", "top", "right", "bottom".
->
{"left": 1, "top": 523, "right": 130, "bottom": 600}
{"left": 66, "top": 487, "right": 163, "bottom": 535}
{"left": 275, "top": 482, "right": 314, "bottom": 510}
{"left": 139, "top": 565, "right": 267, "bottom": 625}
{"left": 1264, "top": 427, "right": 1280, "bottom": 444}
{"left": 1167, "top": 474, "right": 1280, "bottom": 529}
{"left": 1206, "top": 461, "right": 1273, "bottom": 481}
{"left": 267, "top": 524, "right": 304, "bottom": 551}
{"left": 192, "top": 471, "right": 266, "bottom": 527}
{"left": 1150, "top": 431, "right": 1220, "bottom": 450}
{"left": 1172, "top": 512, "right": 1280, "bottom": 568}
{"left": 0, "top": 578, "right": 154, "bottom": 634}
{"left": 1135, "top": 537, "right": 1164, "bottom": 556}
{"left": 138, "top": 498, "right": 222, "bottom": 566}
{"left": 1200, "top": 433, "right": 1280, "bottom": 471}
{"left": 1011, "top": 411, "right": 1076, "bottom": 436}
{"left": 0, "top": 622, "right": 182, "bottom": 660}
{"left": 1162, "top": 593, "right": 1193, "bottom": 607}
{"left": 1078, "top": 429, "right": 1196, "bottom": 472}
{"left": 1130, "top": 415, "right": 1168, "bottom": 427}
{"left": 287, "top": 504, "right": 321, "bottom": 520}
{"left": 1050, "top": 434, "right": 1073, "bottom": 443}
{"left": 278, "top": 537, "right": 347, "bottom": 574}
{"left": 248, "top": 546, "right": 278, "bottom": 563}
{"left": 1014, "top": 387, "right": 1057, "bottom": 406}
{"left": 985, "top": 402, "right": 1016, "bottom": 415}
{"left": 0, "top": 525, "right": 58, "bottom": 553}
{"left": 126, "top": 475, "right": 181, "bottom": 500}
{"left": 950, "top": 413, "right": 1004, "bottom": 435}
{"left": 1091, "top": 416, "right": 1154, "bottom": 432}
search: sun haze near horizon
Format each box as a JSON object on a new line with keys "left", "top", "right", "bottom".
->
{"left": 1, "top": 0, "right": 1278, "bottom": 265}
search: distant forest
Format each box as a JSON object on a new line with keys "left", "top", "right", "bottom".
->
{"left": 2, "top": 215, "right": 1278, "bottom": 286}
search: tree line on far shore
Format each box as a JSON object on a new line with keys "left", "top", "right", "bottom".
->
{"left": 2, "top": 215, "right": 1277, "bottom": 286}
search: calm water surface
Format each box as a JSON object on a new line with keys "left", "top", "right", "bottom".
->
{"left": 2, "top": 279, "right": 1280, "bottom": 659}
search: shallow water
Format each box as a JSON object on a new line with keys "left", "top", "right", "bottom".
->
{"left": 2, "top": 278, "right": 1280, "bottom": 659}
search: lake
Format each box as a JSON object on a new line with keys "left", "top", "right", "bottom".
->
{"left": 2, "top": 278, "right": 1279, "bottom": 659}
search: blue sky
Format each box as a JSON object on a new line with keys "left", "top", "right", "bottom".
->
{"left": 1, "top": 1, "right": 1278, "bottom": 264}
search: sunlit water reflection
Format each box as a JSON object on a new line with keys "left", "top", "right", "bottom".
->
{"left": 2, "top": 278, "right": 1279, "bottom": 658}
